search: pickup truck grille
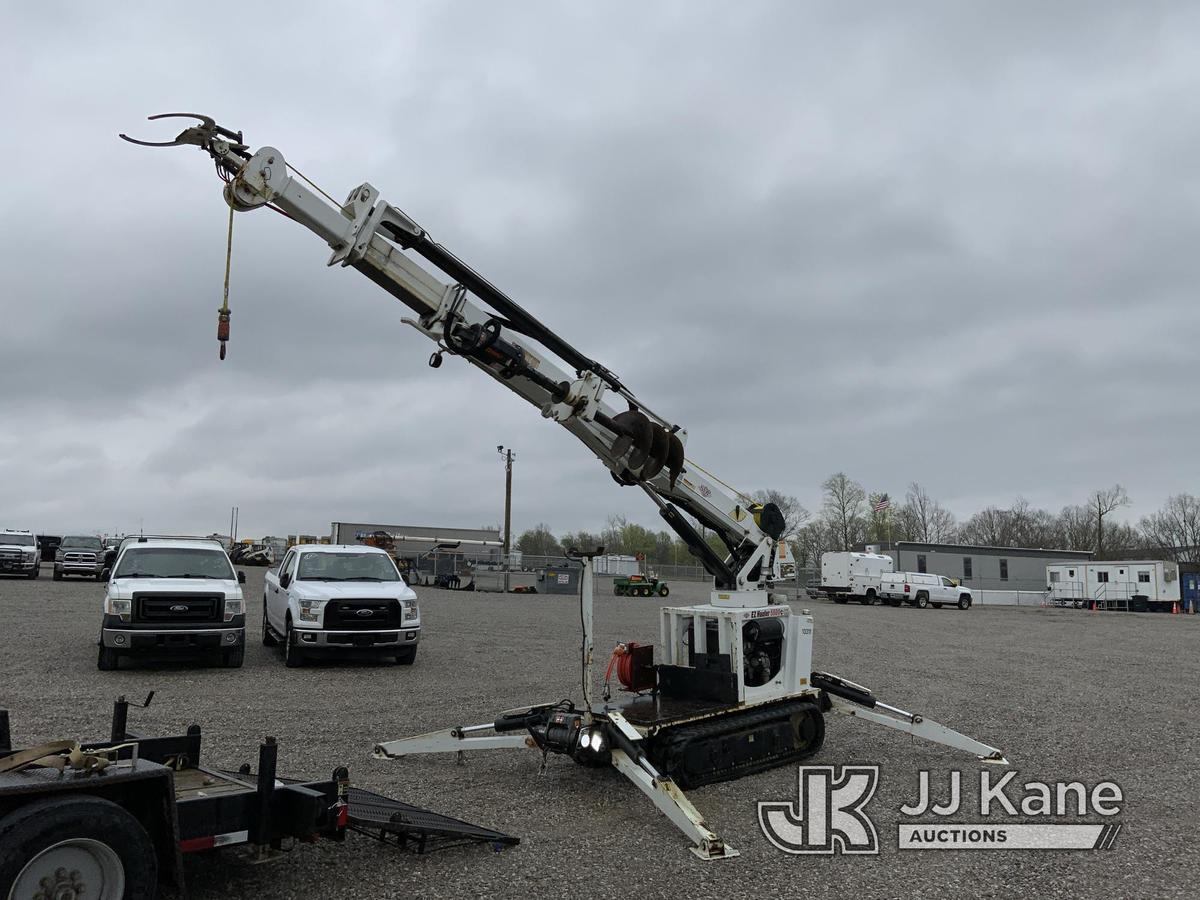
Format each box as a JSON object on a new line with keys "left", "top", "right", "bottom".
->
{"left": 64, "top": 551, "right": 97, "bottom": 564}
{"left": 322, "top": 599, "right": 402, "bottom": 630}
{"left": 133, "top": 593, "right": 223, "bottom": 624}
{"left": 0, "top": 550, "right": 23, "bottom": 563}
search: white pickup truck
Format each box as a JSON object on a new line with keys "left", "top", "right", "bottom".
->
{"left": 99, "top": 537, "right": 247, "bottom": 669}
{"left": 879, "top": 572, "right": 973, "bottom": 610}
{"left": 263, "top": 544, "right": 421, "bottom": 667}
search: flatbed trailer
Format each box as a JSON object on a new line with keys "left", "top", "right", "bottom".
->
{"left": 0, "top": 697, "right": 517, "bottom": 899}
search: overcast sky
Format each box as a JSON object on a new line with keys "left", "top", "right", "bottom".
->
{"left": 2, "top": 1, "right": 1197, "bottom": 541}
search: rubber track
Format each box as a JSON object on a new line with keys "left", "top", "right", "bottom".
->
{"left": 645, "top": 699, "right": 825, "bottom": 790}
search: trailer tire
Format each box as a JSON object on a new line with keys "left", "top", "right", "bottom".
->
{"left": 832, "top": 596, "right": 848, "bottom": 605}
{"left": 0, "top": 795, "right": 156, "bottom": 900}
{"left": 97, "top": 645, "right": 119, "bottom": 671}
{"left": 613, "top": 586, "right": 622, "bottom": 596}
{"left": 658, "top": 585, "right": 669, "bottom": 597}
{"left": 958, "top": 594, "right": 972, "bottom": 610}
{"left": 915, "top": 592, "right": 929, "bottom": 609}
{"left": 931, "top": 602, "right": 943, "bottom": 609}
{"left": 888, "top": 597, "right": 903, "bottom": 607}
{"left": 261, "top": 603, "right": 278, "bottom": 647}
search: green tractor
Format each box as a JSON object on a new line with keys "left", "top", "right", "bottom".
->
{"left": 613, "top": 574, "right": 669, "bottom": 597}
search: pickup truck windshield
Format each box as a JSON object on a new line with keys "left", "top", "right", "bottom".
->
{"left": 1, "top": 534, "right": 35, "bottom": 546}
{"left": 113, "top": 548, "right": 235, "bottom": 579}
{"left": 297, "top": 552, "right": 400, "bottom": 582}
{"left": 63, "top": 536, "right": 104, "bottom": 550}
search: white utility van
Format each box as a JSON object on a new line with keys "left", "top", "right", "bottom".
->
{"left": 821, "top": 551, "right": 895, "bottom": 605}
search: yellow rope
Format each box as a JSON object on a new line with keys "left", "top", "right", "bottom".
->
{"left": 287, "top": 162, "right": 341, "bottom": 208}
{"left": 683, "top": 457, "right": 754, "bottom": 504}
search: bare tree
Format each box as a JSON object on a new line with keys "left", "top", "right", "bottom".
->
{"left": 1054, "top": 504, "right": 1095, "bottom": 551}
{"left": 1090, "top": 485, "right": 1130, "bottom": 559}
{"left": 902, "top": 482, "right": 957, "bottom": 543}
{"left": 1139, "top": 494, "right": 1200, "bottom": 563}
{"left": 821, "top": 472, "right": 867, "bottom": 551}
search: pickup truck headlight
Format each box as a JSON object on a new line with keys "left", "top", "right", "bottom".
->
{"left": 224, "top": 598, "right": 244, "bottom": 622}
{"left": 298, "top": 599, "right": 324, "bottom": 623}
{"left": 25, "top": 550, "right": 37, "bottom": 560}
{"left": 104, "top": 597, "right": 131, "bottom": 622}
{"left": 403, "top": 601, "right": 419, "bottom": 622}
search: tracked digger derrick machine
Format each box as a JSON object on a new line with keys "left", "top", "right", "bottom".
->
{"left": 123, "top": 114, "right": 1007, "bottom": 859}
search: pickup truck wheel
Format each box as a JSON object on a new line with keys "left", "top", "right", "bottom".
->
{"left": 26, "top": 566, "right": 38, "bottom": 579}
{"left": 261, "top": 603, "right": 278, "bottom": 646}
{"left": 395, "top": 646, "right": 417, "bottom": 665}
{"left": 0, "top": 795, "right": 156, "bottom": 900}
{"left": 53, "top": 569, "right": 63, "bottom": 581}
{"left": 284, "top": 619, "right": 305, "bottom": 668}
{"left": 97, "top": 645, "right": 119, "bottom": 671}
{"left": 915, "top": 592, "right": 930, "bottom": 609}
{"left": 860, "top": 591, "right": 876, "bottom": 605}
{"left": 958, "top": 594, "right": 972, "bottom": 610}
{"left": 832, "top": 596, "right": 849, "bottom": 604}
{"left": 222, "top": 646, "right": 245, "bottom": 667}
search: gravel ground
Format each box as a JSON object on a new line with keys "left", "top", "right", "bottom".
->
{"left": 2, "top": 566, "right": 1198, "bottom": 899}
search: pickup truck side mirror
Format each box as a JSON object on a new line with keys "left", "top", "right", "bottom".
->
{"left": 237, "top": 571, "right": 247, "bottom": 584}
{"left": 280, "top": 572, "right": 291, "bottom": 589}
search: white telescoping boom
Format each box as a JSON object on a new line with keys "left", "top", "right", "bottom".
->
{"left": 123, "top": 114, "right": 1006, "bottom": 860}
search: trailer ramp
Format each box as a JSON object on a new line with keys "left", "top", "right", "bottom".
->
{"left": 347, "top": 787, "right": 519, "bottom": 853}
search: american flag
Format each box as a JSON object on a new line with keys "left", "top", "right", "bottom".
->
{"left": 873, "top": 495, "right": 891, "bottom": 513}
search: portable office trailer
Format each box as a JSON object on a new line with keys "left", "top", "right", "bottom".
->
{"left": 1046, "top": 560, "right": 1184, "bottom": 611}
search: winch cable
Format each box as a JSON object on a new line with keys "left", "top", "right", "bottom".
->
{"left": 217, "top": 196, "right": 234, "bottom": 360}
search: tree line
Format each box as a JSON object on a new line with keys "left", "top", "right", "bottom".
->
{"left": 515, "top": 478, "right": 1199, "bottom": 568}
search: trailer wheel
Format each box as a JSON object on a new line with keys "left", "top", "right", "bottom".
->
{"left": 658, "top": 584, "right": 669, "bottom": 597}
{"left": 888, "top": 597, "right": 902, "bottom": 607}
{"left": 958, "top": 594, "right": 972, "bottom": 610}
{"left": 931, "top": 602, "right": 943, "bottom": 609}
{"left": 613, "top": 586, "right": 622, "bottom": 596}
{"left": 0, "top": 795, "right": 156, "bottom": 900}
{"left": 97, "top": 645, "right": 119, "bottom": 671}
{"left": 915, "top": 592, "right": 929, "bottom": 609}
{"left": 832, "top": 596, "right": 848, "bottom": 604}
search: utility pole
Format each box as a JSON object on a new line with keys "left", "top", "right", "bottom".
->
{"left": 497, "top": 446, "right": 514, "bottom": 594}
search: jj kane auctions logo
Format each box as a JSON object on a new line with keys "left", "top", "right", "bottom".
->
{"left": 759, "top": 766, "right": 1123, "bottom": 853}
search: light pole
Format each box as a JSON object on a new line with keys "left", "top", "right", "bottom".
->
{"left": 497, "top": 446, "right": 514, "bottom": 594}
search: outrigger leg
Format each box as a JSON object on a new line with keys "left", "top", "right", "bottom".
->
{"left": 812, "top": 671, "right": 1008, "bottom": 764}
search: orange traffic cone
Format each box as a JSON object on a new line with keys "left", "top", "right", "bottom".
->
{"left": 1172, "top": 601, "right": 1179, "bottom": 614}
